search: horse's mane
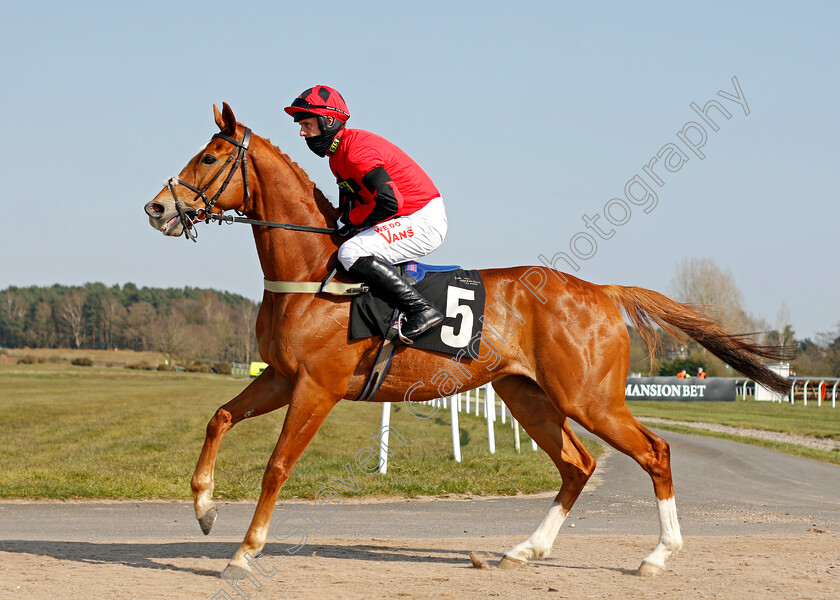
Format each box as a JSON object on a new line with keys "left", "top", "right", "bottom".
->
{"left": 258, "top": 135, "right": 332, "bottom": 206}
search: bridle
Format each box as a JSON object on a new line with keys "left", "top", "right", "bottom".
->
{"left": 166, "top": 127, "right": 252, "bottom": 242}
{"left": 166, "top": 127, "right": 338, "bottom": 241}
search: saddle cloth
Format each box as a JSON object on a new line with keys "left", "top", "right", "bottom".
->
{"left": 349, "top": 262, "right": 486, "bottom": 356}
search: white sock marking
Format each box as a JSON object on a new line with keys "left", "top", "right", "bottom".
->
{"left": 505, "top": 501, "right": 568, "bottom": 561}
{"left": 642, "top": 497, "right": 683, "bottom": 568}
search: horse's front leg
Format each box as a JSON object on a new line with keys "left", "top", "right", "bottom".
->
{"left": 222, "top": 375, "right": 341, "bottom": 575}
{"left": 191, "top": 366, "right": 293, "bottom": 534}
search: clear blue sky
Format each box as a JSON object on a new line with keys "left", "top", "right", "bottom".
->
{"left": 1, "top": 1, "right": 837, "bottom": 341}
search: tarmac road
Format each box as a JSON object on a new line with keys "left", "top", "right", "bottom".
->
{"left": 1, "top": 427, "right": 838, "bottom": 545}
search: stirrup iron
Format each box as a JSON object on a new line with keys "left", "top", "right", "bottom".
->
{"left": 393, "top": 313, "right": 414, "bottom": 345}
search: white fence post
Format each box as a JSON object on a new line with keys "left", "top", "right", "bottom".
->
{"left": 450, "top": 396, "right": 461, "bottom": 462}
{"left": 378, "top": 402, "right": 392, "bottom": 474}
{"left": 491, "top": 384, "right": 497, "bottom": 423}
{"left": 485, "top": 383, "right": 496, "bottom": 454}
{"left": 513, "top": 417, "right": 521, "bottom": 453}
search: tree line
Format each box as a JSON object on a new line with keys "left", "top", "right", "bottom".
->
{"left": 0, "top": 283, "right": 259, "bottom": 364}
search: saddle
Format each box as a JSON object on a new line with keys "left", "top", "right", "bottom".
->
{"left": 263, "top": 261, "right": 486, "bottom": 402}
{"left": 349, "top": 261, "right": 485, "bottom": 401}
{"left": 349, "top": 263, "right": 484, "bottom": 346}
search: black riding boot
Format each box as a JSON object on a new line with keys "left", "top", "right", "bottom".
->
{"left": 350, "top": 256, "right": 444, "bottom": 340}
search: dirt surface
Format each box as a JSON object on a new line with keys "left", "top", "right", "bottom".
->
{"left": 1, "top": 428, "right": 839, "bottom": 599}
{"left": 1, "top": 533, "right": 838, "bottom": 599}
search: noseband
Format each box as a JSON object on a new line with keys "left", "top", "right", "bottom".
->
{"left": 166, "top": 128, "right": 252, "bottom": 241}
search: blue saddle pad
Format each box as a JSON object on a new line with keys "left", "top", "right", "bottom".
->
{"left": 399, "top": 261, "right": 461, "bottom": 284}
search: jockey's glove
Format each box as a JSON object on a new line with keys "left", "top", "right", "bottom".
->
{"left": 336, "top": 216, "right": 358, "bottom": 237}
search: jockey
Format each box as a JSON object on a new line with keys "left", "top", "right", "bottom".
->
{"left": 285, "top": 85, "right": 447, "bottom": 340}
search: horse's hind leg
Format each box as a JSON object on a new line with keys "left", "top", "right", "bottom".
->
{"left": 191, "top": 366, "right": 293, "bottom": 534}
{"left": 571, "top": 398, "right": 683, "bottom": 576}
{"left": 489, "top": 375, "right": 596, "bottom": 568}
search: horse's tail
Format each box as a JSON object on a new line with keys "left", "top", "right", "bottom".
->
{"left": 599, "top": 284, "right": 795, "bottom": 395}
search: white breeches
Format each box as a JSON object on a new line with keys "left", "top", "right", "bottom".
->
{"left": 337, "top": 197, "right": 447, "bottom": 270}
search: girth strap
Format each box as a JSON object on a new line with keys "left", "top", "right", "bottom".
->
{"left": 264, "top": 267, "right": 409, "bottom": 402}
{"left": 352, "top": 310, "right": 401, "bottom": 402}
{"left": 264, "top": 279, "right": 366, "bottom": 296}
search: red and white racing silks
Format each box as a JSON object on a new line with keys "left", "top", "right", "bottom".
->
{"left": 328, "top": 128, "right": 440, "bottom": 227}
{"left": 329, "top": 128, "right": 447, "bottom": 270}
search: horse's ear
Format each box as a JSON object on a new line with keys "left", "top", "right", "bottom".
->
{"left": 221, "top": 102, "right": 237, "bottom": 135}
{"left": 213, "top": 102, "right": 237, "bottom": 135}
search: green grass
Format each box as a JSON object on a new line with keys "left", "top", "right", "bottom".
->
{"left": 0, "top": 363, "right": 590, "bottom": 500}
{"left": 627, "top": 399, "right": 840, "bottom": 440}
{"left": 632, "top": 420, "right": 840, "bottom": 465}
{"left": 5, "top": 359, "right": 837, "bottom": 500}
{"left": 628, "top": 399, "right": 840, "bottom": 466}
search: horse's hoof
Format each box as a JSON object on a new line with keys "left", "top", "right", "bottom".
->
{"left": 197, "top": 504, "right": 218, "bottom": 535}
{"left": 469, "top": 552, "right": 494, "bottom": 569}
{"left": 497, "top": 555, "right": 527, "bottom": 570}
{"left": 220, "top": 563, "right": 252, "bottom": 579}
{"left": 637, "top": 561, "right": 665, "bottom": 577}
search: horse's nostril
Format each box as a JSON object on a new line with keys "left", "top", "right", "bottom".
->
{"left": 145, "top": 202, "right": 165, "bottom": 217}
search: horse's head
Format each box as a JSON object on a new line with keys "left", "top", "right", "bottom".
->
{"left": 144, "top": 103, "right": 252, "bottom": 241}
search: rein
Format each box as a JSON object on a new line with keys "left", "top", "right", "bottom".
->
{"left": 167, "top": 127, "right": 338, "bottom": 241}
{"left": 204, "top": 212, "right": 337, "bottom": 233}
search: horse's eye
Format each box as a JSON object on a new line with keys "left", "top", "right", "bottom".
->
{"left": 202, "top": 155, "right": 217, "bottom": 165}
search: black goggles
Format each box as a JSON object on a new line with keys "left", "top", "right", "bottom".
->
{"left": 290, "top": 96, "right": 349, "bottom": 118}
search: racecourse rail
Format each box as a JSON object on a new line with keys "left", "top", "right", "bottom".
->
{"left": 391, "top": 377, "right": 838, "bottom": 470}
{"left": 374, "top": 383, "right": 535, "bottom": 473}
{"left": 736, "top": 376, "right": 840, "bottom": 407}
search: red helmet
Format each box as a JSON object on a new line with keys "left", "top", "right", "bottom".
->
{"left": 284, "top": 85, "right": 350, "bottom": 123}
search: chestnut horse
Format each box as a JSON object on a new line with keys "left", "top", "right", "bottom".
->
{"left": 144, "top": 104, "right": 791, "bottom": 579}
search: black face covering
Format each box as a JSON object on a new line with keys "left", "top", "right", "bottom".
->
{"left": 301, "top": 114, "right": 345, "bottom": 157}
{"left": 305, "top": 130, "right": 340, "bottom": 157}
